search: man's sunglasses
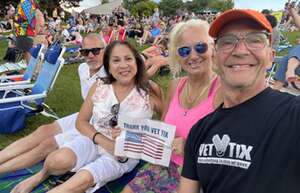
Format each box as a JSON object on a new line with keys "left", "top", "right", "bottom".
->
{"left": 80, "top": 47, "right": 104, "bottom": 56}
{"left": 109, "top": 103, "right": 120, "bottom": 128}
{"left": 177, "top": 42, "right": 208, "bottom": 58}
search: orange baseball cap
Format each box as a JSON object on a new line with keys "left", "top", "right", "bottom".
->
{"left": 209, "top": 9, "right": 273, "bottom": 38}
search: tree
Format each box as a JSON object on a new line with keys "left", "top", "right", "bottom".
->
{"left": 0, "top": 0, "right": 83, "bottom": 16}
{"left": 159, "top": 0, "right": 183, "bottom": 16}
{"left": 208, "top": 0, "right": 234, "bottom": 12}
{"left": 183, "top": 0, "right": 210, "bottom": 13}
{"left": 101, "top": 0, "right": 109, "bottom": 4}
{"left": 123, "top": 0, "right": 157, "bottom": 18}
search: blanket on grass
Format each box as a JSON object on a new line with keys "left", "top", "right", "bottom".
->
{"left": 0, "top": 161, "right": 144, "bottom": 193}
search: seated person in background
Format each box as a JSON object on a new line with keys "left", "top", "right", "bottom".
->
{"left": 273, "top": 41, "right": 300, "bottom": 90}
{"left": 287, "top": 2, "right": 300, "bottom": 29}
{"left": 142, "top": 38, "right": 169, "bottom": 77}
{"left": 65, "top": 30, "right": 83, "bottom": 46}
{"left": 117, "top": 20, "right": 126, "bottom": 41}
{"left": 139, "top": 24, "right": 161, "bottom": 45}
{"left": 265, "top": 14, "right": 280, "bottom": 50}
{"left": 101, "top": 25, "right": 111, "bottom": 44}
{"left": 11, "top": 40, "right": 163, "bottom": 193}
{"left": 0, "top": 34, "right": 107, "bottom": 176}
{"left": 121, "top": 19, "right": 222, "bottom": 193}
{"left": 271, "top": 3, "right": 300, "bottom": 90}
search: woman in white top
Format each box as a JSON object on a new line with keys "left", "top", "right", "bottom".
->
{"left": 12, "top": 41, "right": 163, "bottom": 193}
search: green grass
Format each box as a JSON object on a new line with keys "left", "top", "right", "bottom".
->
{"left": 0, "top": 32, "right": 298, "bottom": 148}
{"left": 0, "top": 64, "right": 82, "bottom": 147}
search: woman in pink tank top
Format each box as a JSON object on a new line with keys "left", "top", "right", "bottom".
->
{"left": 122, "top": 19, "right": 223, "bottom": 193}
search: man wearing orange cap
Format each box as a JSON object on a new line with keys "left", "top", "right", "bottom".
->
{"left": 179, "top": 9, "right": 300, "bottom": 193}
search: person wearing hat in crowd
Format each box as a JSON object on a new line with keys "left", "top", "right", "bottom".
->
{"left": 179, "top": 9, "right": 300, "bottom": 193}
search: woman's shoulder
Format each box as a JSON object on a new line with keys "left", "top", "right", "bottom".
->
{"left": 167, "top": 77, "right": 186, "bottom": 95}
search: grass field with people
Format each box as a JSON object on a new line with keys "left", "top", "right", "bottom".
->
{"left": 0, "top": 32, "right": 298, "bottom": 149}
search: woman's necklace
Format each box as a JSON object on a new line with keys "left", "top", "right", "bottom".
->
{"left": 182, "top": 78, "right": 212, "bottom": 115}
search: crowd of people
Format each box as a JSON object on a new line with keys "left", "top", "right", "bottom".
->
{"left": 0, "top": 0, "right": 300, "bottom": 193}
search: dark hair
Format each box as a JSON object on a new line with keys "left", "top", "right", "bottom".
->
{"left": 103, "top": 40, "right": 148, "bottom": 94}
{"left": 261, "top": 9, "right": 270, "bottom": 15}
{"left": 265, "top": 14, "right": 278, "bottom": 28}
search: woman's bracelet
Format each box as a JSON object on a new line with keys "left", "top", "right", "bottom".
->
{"left": 92, "top": 132, "right": 101, "bottom": 144}
{"left": 117, "top": 157, "right": 129, "bottom": 163}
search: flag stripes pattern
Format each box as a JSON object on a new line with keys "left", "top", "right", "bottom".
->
{"left": 124, "top": 131, "right": 165, "bottom": 160}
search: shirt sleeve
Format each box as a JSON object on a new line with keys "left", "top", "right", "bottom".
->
{"left": 181, "top": 125, "right": 199, "bottom": 181}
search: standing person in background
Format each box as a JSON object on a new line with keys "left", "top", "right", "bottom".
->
{"left": 179, "top": 9, "right": 300, "bottom": 193}
{"left": 52, "top": 7, "right": 58, "bottom": 21}
{"left": 288, "top": 1, "right": 300, "bottom": 28}
{"left": 60, "top": 9, "right": 65, "bottom": 23}
{"left": 122, "top": 19, "right": 222, "bottom": 193}
{"left": 14, "top": 0, "right": 40, "bottom": 64}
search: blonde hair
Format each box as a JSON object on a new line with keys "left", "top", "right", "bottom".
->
{"left": 168, "top": 19, "right": 212, "bottom": 77}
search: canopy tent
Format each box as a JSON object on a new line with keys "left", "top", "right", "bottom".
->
{"left": 84, "top": 0, "right": 123, "bottom": 15}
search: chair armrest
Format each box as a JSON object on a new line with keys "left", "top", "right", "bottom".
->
{"left": 0, "top": 74, "right": 24, "bottom": 81}
{"left": 0, "top": 80, "right": 31, "bottom": 87}
{"left": 0, "top": 92, "right": 46, "bottom": 104}
{"left": 0, "top": 83, "right": 34, "bottom": 91}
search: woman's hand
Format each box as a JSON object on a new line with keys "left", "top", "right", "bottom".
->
{"left": 172, "top": 137, "right": 186, "bottom": 156}
{"left": 111, "top": 127, "right": 122, "bottom": 140}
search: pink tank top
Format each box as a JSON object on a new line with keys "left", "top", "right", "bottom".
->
{"left": 164, "top": 77, "right": 219, "bottom": 166}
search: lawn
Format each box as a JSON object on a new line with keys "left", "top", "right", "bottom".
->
{"left": 0, "top": 32, "right": 297, "bottom": 149}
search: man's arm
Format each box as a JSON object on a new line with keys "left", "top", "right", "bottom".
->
{"left": 178, "top": 176, "right": 201, "bottom": 193}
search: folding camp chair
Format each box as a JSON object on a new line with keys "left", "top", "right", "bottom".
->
{"left": 266, "top": 56, "right": 282, "bottom": 86}
{"left": 0, "top": 42, "right": 65, "bottom": 133}
{"left": 0, "top": 44, "right": 44, "bottom": 86}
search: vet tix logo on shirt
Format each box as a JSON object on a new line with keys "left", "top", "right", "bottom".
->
{"left": 198, "top": 134, "right": 253, "bottom": 169}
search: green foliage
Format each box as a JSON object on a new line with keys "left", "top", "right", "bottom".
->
{"left": 123, "top": 0, "right": 157, "bottom": 17}
{"left": 0, "top": 0, "right": 83, "bottom": 14}
{"left": 101, "top": 0, "right": 109, "bottom": 4}
{"left": 159, "top": 0, "right": 183, "bottom": 16}
{"left": 184, "top": 0, "right": 233, "bottom": 13}
{"left": 208, "top": 0, "right": 234, "bottom": 12}
{"left": 0, "top": 40, "right": 8, "bottom": 63}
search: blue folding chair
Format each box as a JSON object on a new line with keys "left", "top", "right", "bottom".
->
{"left": 0, "top": 44, "right": 44, "bottom": 86}
{"left": 0, "top": 42, "right": 65, "bottom": 133}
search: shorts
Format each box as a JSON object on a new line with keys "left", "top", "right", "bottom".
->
{"left": 128, "top": 162, "right": 182, "bottom": 193}
{"left": 54, "top": 113, "right": 81, "bottom": 147}
{"left": 63, "top": 135, "right": 139, "bottom": 192}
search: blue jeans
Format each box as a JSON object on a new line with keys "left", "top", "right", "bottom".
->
{"left": 274, "top": 45, "right": 300, "bottom": 83}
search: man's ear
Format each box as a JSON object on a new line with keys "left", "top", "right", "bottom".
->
{"left": 266, "top": 48, "right": 275, "bottom": 69}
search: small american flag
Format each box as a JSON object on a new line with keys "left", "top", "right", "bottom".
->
{"left": 124, "top": 131, "right": 164, "bottom": 160}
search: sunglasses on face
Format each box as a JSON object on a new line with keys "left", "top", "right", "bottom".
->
{"left": 177, "top": 42, "right": 208, "bottom": 58}
{"left": 109, "top": 103, "right": 120, "bottom": 128}
{"left": 80, "top": 47, "right": 104, "bottom": 56}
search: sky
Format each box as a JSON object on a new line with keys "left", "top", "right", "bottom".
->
{"left": 234, "top": 0, "right": 288, "bottom": 11}
{"left": 76, "top": 0, "right": 288, "bottom": 12}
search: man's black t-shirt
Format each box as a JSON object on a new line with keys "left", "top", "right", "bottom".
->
{"left": 182, "top": 88, "right": 300, "bottom": 193}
